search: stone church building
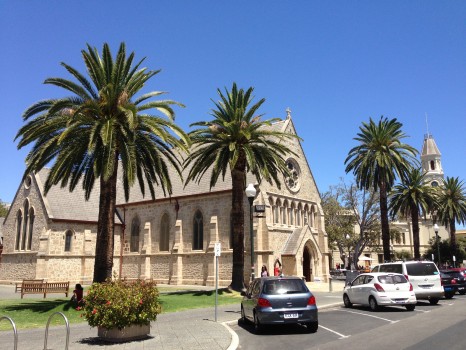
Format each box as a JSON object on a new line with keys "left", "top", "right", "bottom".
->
{"left": 0, "top": 112, "right": 330, "bottom": 286}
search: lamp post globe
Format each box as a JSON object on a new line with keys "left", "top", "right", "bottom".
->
{"left": 245, "top": 184, "right": 257, "bottom": 281}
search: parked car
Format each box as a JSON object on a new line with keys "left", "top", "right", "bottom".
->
{"left": 371, "top": 261, "right": 443, "bottom": 304}
{"left": 240, "top": 276, "right": 318, "bottom": 333}
{"left": 440, "top": 270, "right": 466, "bottom": 298}
{"left": 343, "top": 273, "right": 417, "bottom": 311}
{"left": 444, "top": 267, "right": 466, "bottom": 278}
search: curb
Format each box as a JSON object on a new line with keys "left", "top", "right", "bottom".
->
{"left": 223, "top": 320, "right": 240, "bottom": 350}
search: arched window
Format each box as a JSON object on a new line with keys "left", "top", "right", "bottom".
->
{"left": 27, "top": 208, "right": 35, "bottom": 250}
{"left": 297, "top": 203, "right": 302, "bottom": 226}
{"left": 283, "top": 200, "right": 289, "bottom": 225}
{"left": 274, "top": 199, "right": 280, "bottom": 224}
{"left": 160, "top": 213, "right": 170, "bottom": 251}
{"left": 21, "top": 200, "right": 29, "bottom": 250}
{"left": 290, "top": 203, "right": 295, "bottom": 226}
{"left": 64, "top": 230, "right": 73, "bottom": 252}
{"left": 15, "top": 210, "right": 22, "bottom": 250}
{"left": 130, "top": 217, "right": 140, "bottom": 252}
{"left": 193, "top": 210, "right": 203, "bottom": 250}
{"left": 430, "top": 160, "right": 435, "bottom": 170}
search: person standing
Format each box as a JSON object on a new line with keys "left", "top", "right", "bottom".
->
{"left": 261, "top": 265, "right": 269, "bottom": 277}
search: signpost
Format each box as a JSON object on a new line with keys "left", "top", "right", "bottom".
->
{"left": 214, "top": 242, "right": 221, "bottom": 322}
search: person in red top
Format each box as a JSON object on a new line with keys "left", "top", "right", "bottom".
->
{"left": 71, "top": 283, "right": 84, "bottom": 304}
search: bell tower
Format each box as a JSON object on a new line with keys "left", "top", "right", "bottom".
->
{"left": 421, "top": 133, "right": 444, "bottom": 187}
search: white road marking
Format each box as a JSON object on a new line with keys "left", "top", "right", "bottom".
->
{"left": 319, "top": 324, "right": 350, "bottom": 339}
{"left": 338, "top": 309, "right": 399, "bottom": 323}
{"left": 414, "top": 308, "right": 430, "bottom": 313}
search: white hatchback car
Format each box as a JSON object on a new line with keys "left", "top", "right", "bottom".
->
{"left": 371, "top": 261, "right": 443, "bottom": 304}
{"left": 343, "top": 273, "right": 417, "bottom": 311}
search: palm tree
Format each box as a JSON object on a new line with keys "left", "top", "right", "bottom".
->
{"left": 437, "top": 177, "right": 466, "bottom": 251}
{"left": 15, "top": 43, "right": 189, "bottom": 282}
{"left": 389, "top": 168, "right": 437, "bottom": 260}
{"left": 345, "top": 117, "right": 417, "bottom": 262}
{"left": 184, "top": 83, "right": 298, "bottom": 291}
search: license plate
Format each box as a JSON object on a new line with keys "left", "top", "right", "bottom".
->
{"left": 284, "top": 313, "right": 298, "bottom": 319}
{"left": 444, "top": 287, "right": 453, "bottom": 291}
{"left": 395, "top": 300, "right": 406, "bottom": 304}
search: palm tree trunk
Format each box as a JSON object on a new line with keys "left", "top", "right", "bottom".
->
{"left": 410, "top": 206, "right": 421, "bottom": 260}
{"left": 450, "top": 219, "right": 457, "bottom": 252}
{"left": 93, "top": 163, "right": 118, "bottom": 283}
{"left": 230, "top": 167, "right": 246, "bottom": 291}
{"left": 379, "top": 180, "right": 391, "bottom": 262}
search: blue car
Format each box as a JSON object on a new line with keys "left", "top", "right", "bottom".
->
{"left": 240, "top": 276, "right": 318, "bottom": 333}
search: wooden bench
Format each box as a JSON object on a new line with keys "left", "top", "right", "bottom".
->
{"left": 20, "top": 281, "right": 70, "bottom": 299}
{"left": 15, "top": 279, "right": 44, "bottom": 293}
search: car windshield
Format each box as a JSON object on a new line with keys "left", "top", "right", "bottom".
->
{"left": 406, "top": 263, "right": 438, "bottom": 276}
{"left": 378, "top": 274, "right": 408, "bottom": 284}
{"left": 263, "top": 279, "right": 308, "bottom": 295}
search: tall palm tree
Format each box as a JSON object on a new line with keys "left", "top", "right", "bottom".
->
{"left": 345, "top": 117, "right": 417, "bottom": 262}
{"left": 437, "top": 177, "right": 466, "bottom": 251}
{"left": 15, "top": 43, "right": 189, "bottom": 282}
{"left": 184, "top": 83, "right": 298, "bottom": 291}
{"left": 389, "top": 168, "right": 437, "bottom": 260}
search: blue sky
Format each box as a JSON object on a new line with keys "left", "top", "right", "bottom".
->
{"left": 1, "top": 1, "right": 465, "bottom": 205}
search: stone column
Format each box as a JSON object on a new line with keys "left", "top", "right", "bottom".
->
{"left": 141, "top": 222, "right": 152, "bottom": 279}
{"left": 170, "top": 220, "right": 183, "bottom": 285}
{"left": 36, "top": 228, "right": 50, "bottom": 279}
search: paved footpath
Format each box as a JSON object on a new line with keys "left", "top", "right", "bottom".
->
{"left": 0, "top": 281, "right": 344, "bottom": 350}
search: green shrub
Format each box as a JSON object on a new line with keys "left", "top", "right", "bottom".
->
{"left": 81, "top": 279, "right": 161, "bottom": 329}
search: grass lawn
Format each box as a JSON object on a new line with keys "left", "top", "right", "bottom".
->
{"left": 0, "top": 288, "right": 242, "bottom": 330}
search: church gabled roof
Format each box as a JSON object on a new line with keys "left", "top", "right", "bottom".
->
{"left": 25, "top": 116, "right": 305, "bottom": 223}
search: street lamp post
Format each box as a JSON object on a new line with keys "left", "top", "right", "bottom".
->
{"left": 245, "top": 184, "right": 257, "bottom": 281}
{"left": 434, "top": 224, "right": 441, "bottom": 268}
{"left": 345, "top": 234, "right": 351, "bottom": 270}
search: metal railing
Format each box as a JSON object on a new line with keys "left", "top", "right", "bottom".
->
{"left": 43, "top": 312, "right": 70, "bottom": 350}
{"left": 0, "top": 315, "right": 18, "bottom": 350}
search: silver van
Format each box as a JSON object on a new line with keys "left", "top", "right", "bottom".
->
{"left": 371, "top": 261, "right": 443, "bottom": 304}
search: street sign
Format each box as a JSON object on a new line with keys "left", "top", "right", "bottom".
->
{"left": 214, "top": 242, "right": 221, "bottom": 257}
{"left": 254, "top": 204, "right": 266, "bottom": 212}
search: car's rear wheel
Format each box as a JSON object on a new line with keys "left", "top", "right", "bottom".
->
{"left": 369, "top": 297, "right": 379, "bottom": 311}
{"left": 429, "top": 298, "right": 439, "bottom": 305}
{"left": 445, "top": 292, "right": 454, "bottom": 299}
{"left": 306, "top": 321, "right": 318, "bottom": 333}
{"left": 405, "top": 305, "right": 415, "bottom": 311}
{"left": 460, "top": 290, "right": 466, "bottom": 295}
{"left": 343, "top": 294, "right": 352, "bottom": 308}
{"left": 254, "top": 312, "right": 263, "bottom": 334}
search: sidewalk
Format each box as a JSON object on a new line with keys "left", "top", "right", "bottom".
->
{"left": 0, "top": 281, "right": 344, "bottom": 350}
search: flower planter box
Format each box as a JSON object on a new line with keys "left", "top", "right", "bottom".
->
{"left": 97, "top": 324, "right": 150, "bottom": 342}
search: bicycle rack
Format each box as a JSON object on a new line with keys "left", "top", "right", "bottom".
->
{"left": 0, "top": 315, "right": 18, "bottom": 350}
{"left": 43, "top": 312, "right": 70, "bottom": 350}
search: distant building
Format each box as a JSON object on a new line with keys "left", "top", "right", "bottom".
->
{"left": 331, "top": 132, "right": 451, "bottom": 269}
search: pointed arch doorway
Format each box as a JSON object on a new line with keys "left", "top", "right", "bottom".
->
{"left": 303, "top": 246, "right": 312, "bottom": 282}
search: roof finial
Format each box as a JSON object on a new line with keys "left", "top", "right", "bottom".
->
{"left": 286, "top": 107, "right": 291, "bottom": 119}
{"left": 425, "top": 112, "right": 432, "bottom": 139}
